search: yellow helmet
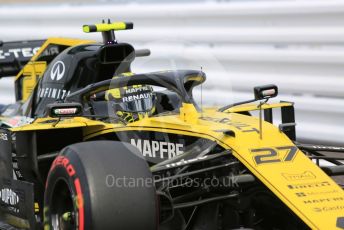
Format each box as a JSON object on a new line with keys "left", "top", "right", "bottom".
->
{"left": 105, "top": 73, "right": 156, "bottom": 123}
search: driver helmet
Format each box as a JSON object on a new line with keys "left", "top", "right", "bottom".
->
{"left": 105, "top": 73, "right": 156, "bottom": 123}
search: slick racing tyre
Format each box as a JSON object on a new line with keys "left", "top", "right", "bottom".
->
{"left": 44, "top": 141, "right": 157, "bottom": 230}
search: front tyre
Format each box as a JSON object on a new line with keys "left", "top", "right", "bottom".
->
{"left": 44, "top": 141, "right": 157, "bottom": 230}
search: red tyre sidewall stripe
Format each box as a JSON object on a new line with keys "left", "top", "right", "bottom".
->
{"left": 74, "top": 178, "right": 84, "bottom": 230}
{"left": 47, "top": 155, "right": 85, "bottom": 230}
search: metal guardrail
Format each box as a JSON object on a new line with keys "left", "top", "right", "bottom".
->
{"left": 0, "top": 0, "right": 344, "bottom": 144}
{"left": 1, "top": 0, "right": 344, "bottom": 44}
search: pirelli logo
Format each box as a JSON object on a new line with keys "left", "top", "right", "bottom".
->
{"left": 287, "top": 181, "right": 331, "bottom": 190}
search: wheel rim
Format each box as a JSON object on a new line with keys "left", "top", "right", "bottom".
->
{"left": 50, "top": 178, "right": 78, "bottom": 230}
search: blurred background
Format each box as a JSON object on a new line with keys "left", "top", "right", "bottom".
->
{"left": 0, "top": 0, "right": 344, "bottom": 144}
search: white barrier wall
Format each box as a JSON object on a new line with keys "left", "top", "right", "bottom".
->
{"left": 1, "top": 0, "right": 344, "bottom": 144}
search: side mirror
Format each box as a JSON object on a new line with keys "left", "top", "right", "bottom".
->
{"left": 218, "top": 84, "right": 279, "bottom": 112}
{"left": 254, "top": 84, "right": 278, "bottom": 100}
{"left": 47, "top": 103, "right": 83, "bottom": 118}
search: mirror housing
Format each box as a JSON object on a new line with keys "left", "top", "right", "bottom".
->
{"left": 47, "top": 103, "right": 83, "bottom": 118}
{"left": 254, "top": 84, "right": 278, "bottom": 100}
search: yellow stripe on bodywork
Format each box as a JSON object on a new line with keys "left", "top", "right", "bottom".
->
{"left": 224, "top": 102, "right": 293, "bottom": 113}
{"left": 10, "top": 117, "right": 110, "bottom": 132}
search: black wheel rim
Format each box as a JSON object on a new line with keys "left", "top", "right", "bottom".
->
{"left": 50, "top": 178, "right": 78, "bottom": 230}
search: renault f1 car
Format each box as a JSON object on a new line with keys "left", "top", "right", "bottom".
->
{"left": 0, "top": 22, "right": 344, "bottom": 230}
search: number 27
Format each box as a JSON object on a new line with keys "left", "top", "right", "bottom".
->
{"left": 250, "top": 146, "right": 298, "bottom": 165}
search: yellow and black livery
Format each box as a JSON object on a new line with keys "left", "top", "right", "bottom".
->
{"left": 0, "top": 22, "right": 344, "bottom": 230}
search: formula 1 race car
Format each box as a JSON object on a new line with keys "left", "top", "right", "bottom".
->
{"left": 0, "top": 22, "right": 344, "bottom": 230}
